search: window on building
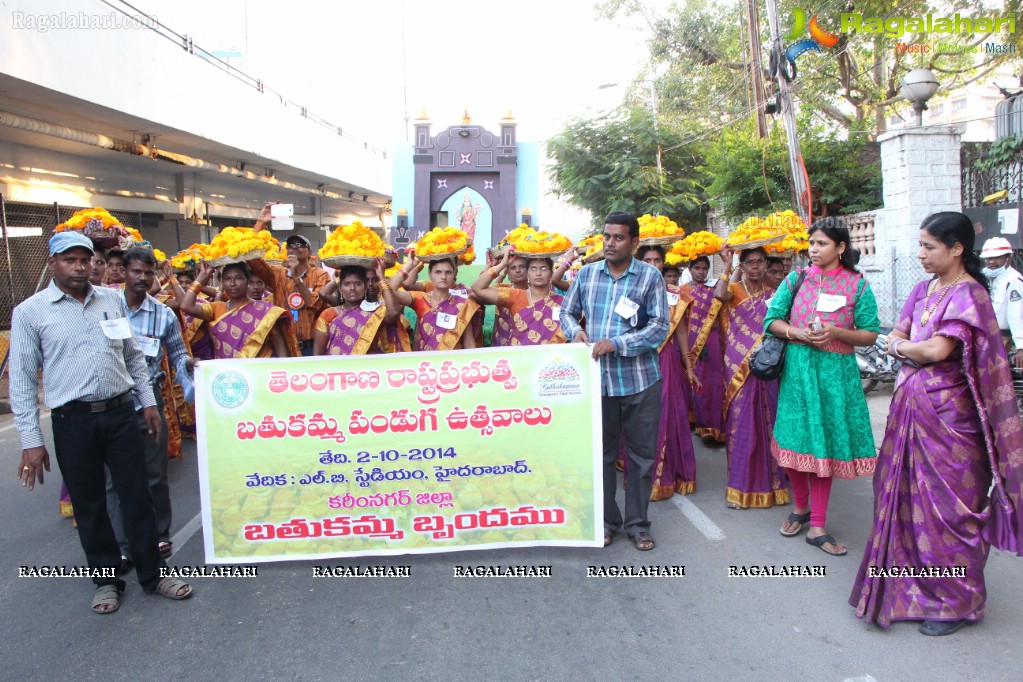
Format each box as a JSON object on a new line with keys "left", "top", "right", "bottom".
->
{"left": 930, "top": 103, "right": 944, "bottom": 116}
{"left": 953, "top": 99, "right": 967, "bottom": 112}
{"left": 890, "top": 115, "right": 901, "bottom": 126}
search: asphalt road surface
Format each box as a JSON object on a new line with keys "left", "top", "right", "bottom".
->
{"left": 1, "top": 390, "right": 1020, "bottom": 681}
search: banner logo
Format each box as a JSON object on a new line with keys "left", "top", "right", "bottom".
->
{"left": 786, "top": 8, "right": 840, "bottom": 64}
{"left": 211, "top": 371, "right": 250, "bottom": 409}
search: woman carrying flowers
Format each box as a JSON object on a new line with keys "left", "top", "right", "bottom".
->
{"left": 313, "top": 260, "right": 410, "bottom": 355}
{"left": 175, "top": 261, "right": 298, "bottom": 358}
{"left": 385, "top": 257, "right": 479, "bottom": 351}
{"left": 470, "top": 247, "right": 566, "bottom": 346}
{"left": 714, "top": 246, "right": 789, "bottom": 509}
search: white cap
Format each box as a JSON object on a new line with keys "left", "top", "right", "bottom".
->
{"left": 980, "top": 237, "right": 1013, "bottom": 258}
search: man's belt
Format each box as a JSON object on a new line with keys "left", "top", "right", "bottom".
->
{"left": 55, "top": 392, "right": 133, "bottom": 414}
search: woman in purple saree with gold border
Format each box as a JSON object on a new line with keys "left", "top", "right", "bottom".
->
{"left": 851, "top": 212, "right": 1023, "bottom": 636}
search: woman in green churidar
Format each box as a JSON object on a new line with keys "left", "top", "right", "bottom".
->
{"left": 765, "top": 218, "right": 881, "bottom": 556}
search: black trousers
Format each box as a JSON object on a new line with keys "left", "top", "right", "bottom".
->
{"left": 52, "top": 401, "right": 165, "bottom": 591}
{"left": 601, "top": 380, "right": 662, "bottom": 536}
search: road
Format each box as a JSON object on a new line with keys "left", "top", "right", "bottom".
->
{"left": 0, "top": 389, "right": 1020, "bottom": 681}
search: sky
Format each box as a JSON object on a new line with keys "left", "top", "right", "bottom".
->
{"left": 130, "top": 0, "right": 679, "bottom": 232}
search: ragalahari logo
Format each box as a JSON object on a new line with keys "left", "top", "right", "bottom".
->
{"left": 785, "top": 8, "right": 840, "bottom": 63}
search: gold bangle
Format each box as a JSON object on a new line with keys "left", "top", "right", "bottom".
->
{"left": 786, "top": 327, "right": 792, "bottom": 340}
{"left": 380, "top": 281, "right": 392, "bottom": 292}
{"left": 489, "top": 267, "right": 499, "bottom": 278}
{"left": 189, "top": 282, "right": 203, "bottom": 294}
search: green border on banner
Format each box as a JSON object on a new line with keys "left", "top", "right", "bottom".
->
{"left": 196, "top": 344, "right": 603, "bottom": 563}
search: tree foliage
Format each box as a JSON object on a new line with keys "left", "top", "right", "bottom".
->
{"left": 546, "top": 105, "right": 707, "bottom": 227}
{"left": 703, "top": 117, "right": 883, "bottom": 220}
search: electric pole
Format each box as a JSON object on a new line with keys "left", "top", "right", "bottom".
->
{"left": 745, "top": 0, "right": 768, "bottom": 139}
{"left": 763, "top": 0, "right": 813, "bottom": 225}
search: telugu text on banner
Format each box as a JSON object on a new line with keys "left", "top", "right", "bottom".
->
{"left": 196, "top": 344, "right": 603, "bottom": 562}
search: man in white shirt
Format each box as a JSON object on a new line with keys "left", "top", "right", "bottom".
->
{"left": 981, "top": 237, "right": 1023, "bottom": 368}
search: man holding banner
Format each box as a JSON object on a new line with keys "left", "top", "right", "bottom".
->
{"left": 560, "top": 212, "right": 669, "bottom": 551}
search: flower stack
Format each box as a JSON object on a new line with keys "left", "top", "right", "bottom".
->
{"left": 510, "top": 230, "right": 573, "bottom": 258}
{"left": 319, "top": 220, "right": 386, "bottom": 268}
{"left": 206, "top": 227, "right": 280, "bottom": 265}
{"left": 638, "top": 214, "right": 685, "bottom": 246}
{"left": 55, "top": 207, "right": 135, "bottom": 250}
{"left": 726, "top": 216, "right": 786, "bottom": 250}
{"left": 665, "top": 231, "right": 725, "bottom": 267}
{"left": 415, "top": 227, "right": 470, "bottom": 261}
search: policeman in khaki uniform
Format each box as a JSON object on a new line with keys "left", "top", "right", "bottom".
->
{"left": 981, "top": 237, "right": 1023, "bottom": 368}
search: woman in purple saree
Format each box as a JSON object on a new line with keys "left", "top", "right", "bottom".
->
{"left": 714, "top": 247, "right": 790, "bottom": 509}
{"left": 687, "top": 255, "right": 727, "bottom": 443}
{"left": 850, "top": 212, "right": 1023, "bottom": 636}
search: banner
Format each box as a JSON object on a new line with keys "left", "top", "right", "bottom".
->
{"left": 196, "top": 344, "right": 603, "bottom": 563}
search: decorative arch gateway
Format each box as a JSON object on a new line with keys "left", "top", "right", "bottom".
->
{"left": 411, "top": 109, "right": 519, "bottom": 250}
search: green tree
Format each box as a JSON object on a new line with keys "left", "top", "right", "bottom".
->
{"left": 703, "top": 117, "right": 882, "bottom": 220}
{"left": 546, "top": 105, "right": 708, "bottom": 226}
{"left": 604, "top": 0, "right": 1021, "bottom": 133}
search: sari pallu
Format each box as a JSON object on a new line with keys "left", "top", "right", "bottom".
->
{"left": 410, "top": 292, "right": 480, "bottom": 351}
{"left": 199, "top": 300, "right": 300, "bottom": 358}
{"left": 687, "top": 282, "right": 726, "bottom": 441}
{"left": 320, "top": 305, "right": 411, "bottom": 355}
{"left": 499, "top": 288, "right": 567, "bottom": 345}
{"left": 851, "top": 281, "right": 1023, "bottom": 627}
{"left": 491, "top": 283, "right": 516, "bottom": 347}
{"left": 617, "top": 286, "right": 698, "bottom": 498}
{"left": 722, "top": 286, "right": 790, "bottom": 508}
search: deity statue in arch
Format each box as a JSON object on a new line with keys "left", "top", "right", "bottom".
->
{"left": 456, "top": 192, "right": 480, "bottom": 241}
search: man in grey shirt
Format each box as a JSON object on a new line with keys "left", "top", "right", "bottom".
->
{"left": 11, "top": 231, "right": 193, "bottom": 614}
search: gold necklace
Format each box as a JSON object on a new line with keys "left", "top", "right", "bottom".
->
{"left": 920, "top": 272, "right": 965, "bottom": 324}
{"left": 429, "top": 290, "right": 452, "bottom": 311}
{"left": 527, "top": 287, "right": 551, "bottom": 309}
{"left": 742, "top": 279, "right": 763, "bottom": 298}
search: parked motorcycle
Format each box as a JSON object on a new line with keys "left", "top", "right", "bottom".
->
{"left": 857, "top": 330, "right": 900, "bottom": 394}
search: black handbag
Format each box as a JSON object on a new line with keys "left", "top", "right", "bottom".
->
{"left": 749, "top": 269, "right": 807, "bottom": 380}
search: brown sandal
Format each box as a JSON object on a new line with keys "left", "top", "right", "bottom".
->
{"left": 604, "top": 529, "right": 616, "bottom": 547}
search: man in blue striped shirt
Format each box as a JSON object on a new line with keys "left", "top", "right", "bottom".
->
{"left": 561, "top": 212, "right": 669, "bottom": 551}
{"left": 107, "top": 246, "right": 195, "bottom": 567}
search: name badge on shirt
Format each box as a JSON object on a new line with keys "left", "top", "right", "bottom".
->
{"left": 816, "top": 293, "right": 847, "bottom": 313}
{"left": 451, "top": 288, "right": 469, "bottom": 300}
{"left": 100, "top": 317, "right": 133, "bottom": 340}
{"left": 436, "top": 312, "right": 457, "bottom": 330}
{"left": 360, "top": 300, "right": 383, "bottom": 312}
{"left": 549, "top": 305, "right": 561, "bottom": 319}
{"left": 666, "top": 292, "right": 679, "bottom": 307}
{"left": 137, "top": 335, "right": 161, "bottom": 357}
{"left": 613, "top": 295, "right": 640, "bottom": 320}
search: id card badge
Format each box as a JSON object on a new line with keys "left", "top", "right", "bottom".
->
{"left": 613, "top": 295, "right": 640, "bottom": 320}
{"left": 816, "top": 293, "right": 847, "bottom": 313}
{"left": 549, "top": 305, "right": 561, "bottom": 320}
{"left": 436, "top": 312, "right": 457, "bottom": 330}
{"left": 100, "top": 317, "right": 133, "bottom": 340}
{"left": 360, "top": 300, "right": 383, "bottom": 312}
{"left": 288, "top": 291, "right": 304, "bottom": 323}
{"left": 451, "top": 288, "right": 469, "bottom": 300}
{"left": 666, "top": 292, "right": 679, "bottom": 307}
{"left": 137, "top": 335, "right": 161, "bottom": 357}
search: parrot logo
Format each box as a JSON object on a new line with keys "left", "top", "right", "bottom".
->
{"left": 785, "top": 8, "right": 840, "bottom": 62}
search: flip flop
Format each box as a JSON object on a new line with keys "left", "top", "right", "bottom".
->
{"left": 780, "top": 511, "right": 811, "bottom": 537}
{"left": 806, "top": 533, "right": 847, "bottom": 556}
{"left": 91, "top": 584, "right": 122, "bottom": 615}
{"left": 158, "top": 541, "right": 172, "bottom": 558}
{"left": 604, "top": 529, "right": 616, "bottom": 547}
